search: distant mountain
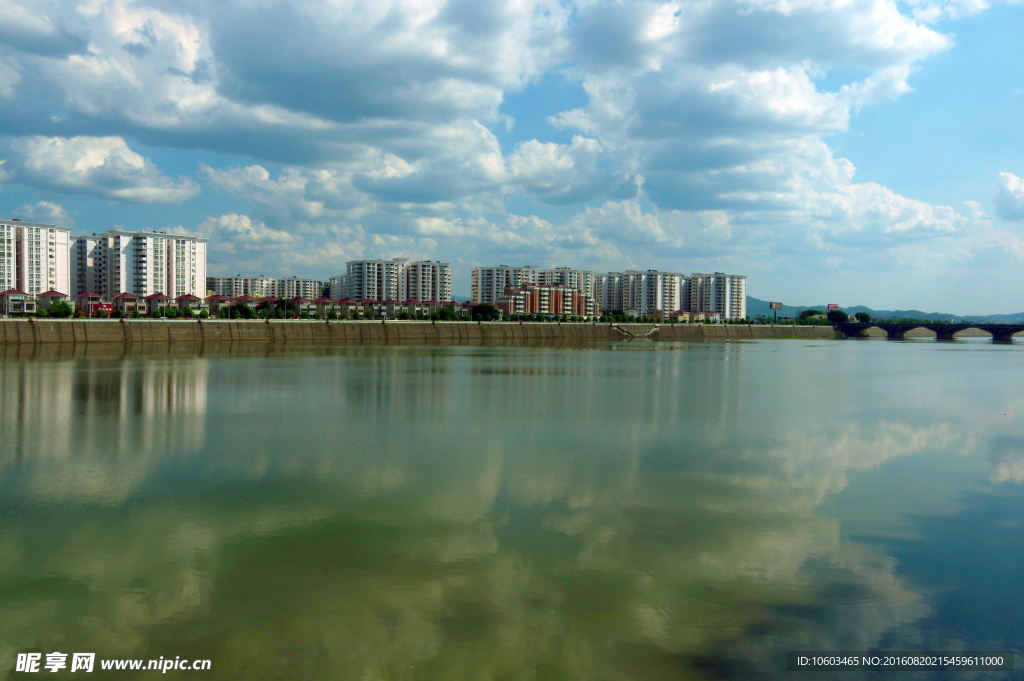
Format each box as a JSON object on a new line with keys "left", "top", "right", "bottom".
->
{"left": 747, "top": 296, "right": 1024, "bottom": 323}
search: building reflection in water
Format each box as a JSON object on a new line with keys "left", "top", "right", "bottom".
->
{"left": 0, "top": 341, "right": 1021, "bottom": 679}
{"left": 0, "top": 358, "right": 208, "bottom": 502}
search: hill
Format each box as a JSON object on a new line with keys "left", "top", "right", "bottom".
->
{"left": 747, "top": 296, "right": 1024, "bottom": 323}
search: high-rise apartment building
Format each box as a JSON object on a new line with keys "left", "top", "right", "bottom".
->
{"left": 71, "top": 230, "right": 206, "bottom": 299}
{"left": 495, "top": 283, "right": 599, "bottom": 317}
{"left": 0, "top": 219, "right": 71, "bottom": 295}
{"left": 470, "top": 265, "right": 538, "bottom": 304}
{"left": 688, "top": 273, "right": 747, "bottom": 320}
{"left": 594, "top": 270, "right": 686, "bottom": 314}
{"left": 401, "top": 261, "right": 451, "bottom": 302}
{"left": 206, "top": 275, "right": 276, "bottom": 298}
{"left": 206, "top": 275, "right": 324, "bottom": 299}
{"left": 342, "top": 258, "right": 406, "bottom": 301}
{"left": 538, "top": 267, "right": 594, "bottom": 298}
{"left": 594, "top": 273, "right": 623, "bottom": 312}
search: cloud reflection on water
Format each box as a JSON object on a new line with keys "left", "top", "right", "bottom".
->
{"left": 0, "top": 341, "right": 1020, "bottom": 678}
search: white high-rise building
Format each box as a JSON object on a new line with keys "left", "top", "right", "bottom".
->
{"left": 688, "top": 273, "right": 747, "bottom": 320}
{"left": 470, "top": 265, "right": 538, "bottom": 304}
{"left": 206, "top": 275, "right": 324, "bottom": 299}
{"left": 327, "top": 276, "right": 346, "bottom": 300}
{"left": 594, "top": 270, "right": 685, "bottom": 314}
{"left": 401, "top": 261, "right": 451, "bottom": 302}
{"left": 72, "top": 230, "right": 206, "bottom": 299}
{"left": 206, "top": 275, "right": 276, "bottom": 298}
{"left": 538, "top": 267, "right": 594, "bottom": 298}
{"left": 344, "top": 258, "right": 407, "bottom": 300}
{"left": 0, "top": 219, "right": 71, "bottom": 295}
{"left": 594, "top": 273, "right": 623, "bottom": 312}
{"left": 272, "top": 277, "right": 323, "bottom": 300}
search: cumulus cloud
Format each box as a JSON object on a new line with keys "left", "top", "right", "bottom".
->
{"left": 13, "top": 200, "right": 73, "bottom": 225}
{"left": 5, "top": 136, "right": 199, "bottom": 203}
{"left": 0, "top": 0, "right": 1015, "bottom": 308}
{"left": 994, "top": 172, "right": 1024, "bottom": 221}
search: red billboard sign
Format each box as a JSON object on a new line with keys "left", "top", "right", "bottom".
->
{"left": 827, "top": 304, "right": 839, "bottom": 311}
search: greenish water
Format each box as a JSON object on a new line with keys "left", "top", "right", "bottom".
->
{"left": 1, "top": 339, "right": 1021, "bottom": 679}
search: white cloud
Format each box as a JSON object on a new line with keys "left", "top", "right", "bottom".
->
{"left": 994, "top": 172, "right": 1024, "bottom": 221}
{"left": 5, "top": 136, "right": 199, "bottom": 203}
{"left": 14, "top": 200, "right": 73, "bottom": 225}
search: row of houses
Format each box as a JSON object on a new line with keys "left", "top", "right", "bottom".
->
{"left": 1, "top": 288, "right": 506, "bottom": 319}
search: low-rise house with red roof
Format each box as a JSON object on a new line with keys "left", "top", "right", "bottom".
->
{"left": 232, "top": 295, "right": 257, "bottom": 312}
{"left": 382, "top": 299, "right": 406, "bottom": 317}
{"left": 112, "top": 292, "right": 141, "bottom": 316}
{"left": 36, "top": 290, "right": 69, "bottom": 312}
{"left": 144, "top": 293, "right": 170, "bottom": 316}
{"left": 175, "top": 294, "right": 203, "bottom": 315}
{"left": 289, "top": 296, "right": 311, "bottom": 316}
{"left": 335, "top": 298, "right": 360, "bottom": 317}
{"left": 311, "top": 297, "right": 335, "bottom": 318}
{"left": 75, "top": 291, "right": 103, "bottom": 315}
{"left": 205, "top": 294, "right": 231, "bottom": 316}
{"left": 0, "top": 289, "right": 35, "bottom": 316}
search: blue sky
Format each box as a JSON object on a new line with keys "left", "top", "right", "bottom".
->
{"left": 1, "top": 0, "right": 1023, "bottom": 314}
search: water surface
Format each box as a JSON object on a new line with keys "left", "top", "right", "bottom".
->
{"left": 1, "top": 339, "right": 1021, "bottom": 679}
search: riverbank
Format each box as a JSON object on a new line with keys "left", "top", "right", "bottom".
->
{"left": 0, "top": 319, "right": 837, "bottom": 345}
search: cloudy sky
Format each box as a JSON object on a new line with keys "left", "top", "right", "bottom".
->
{"left": 1, "top": 0, "right": 1022, "bottom": 312}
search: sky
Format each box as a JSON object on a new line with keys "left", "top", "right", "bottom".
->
{"left": 0, "top": 0, "right": 1022, "bottom": 313}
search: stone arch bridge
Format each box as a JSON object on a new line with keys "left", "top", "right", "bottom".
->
{"left": 837, "top": 321, "right": 1024, "bottom": 341}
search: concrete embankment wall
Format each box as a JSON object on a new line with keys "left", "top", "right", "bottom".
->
{"left": 0, "top": 319, "right": 836, "bottom": 346}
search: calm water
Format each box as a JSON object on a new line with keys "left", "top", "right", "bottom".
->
{"left": 1, "top": 339, "right": 1021, "bottom": 680}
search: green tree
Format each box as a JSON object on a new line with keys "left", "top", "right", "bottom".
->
{"left": 827, "top": 309, "right": 849, "bottom": 324}
{"left": 399, "top": 311, "right": 412, "bottom": 320}
{"left": 855, "top": 311, "right": 871, "bottom": 323}
{"left": 48, "top": 301, "right": 73, "bottom": 318}
{"left": 471, "top": 304, "right": 501, "bottom": 321}
{"left": 438, "top": 307, "right": 459, "bottom": 321}
{"left": 798, "top": 309, "right": 823, "bottom": 321}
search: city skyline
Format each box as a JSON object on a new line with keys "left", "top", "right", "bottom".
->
{"left": 0, "top": 0, "right": 1022, "bottom": 314}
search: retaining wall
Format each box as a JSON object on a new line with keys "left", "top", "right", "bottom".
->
{"left": 0, "top": 319, "right": 837, "bottom": 346}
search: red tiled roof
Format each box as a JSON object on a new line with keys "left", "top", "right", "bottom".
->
{"left": 0, "top": 289, "right": 28, "bottom": 296}
{"left": 289, "top": 296, "right": 308, "bottom": 302}
{"left": 359, "top": 299, "right": 379, "bottom": 304}
{"left": 402, "top": 300, "right": 415, "bottom": 304}
{"left": 205, "top": 295, "right": 230, "bottom": 300}
{"left": 259, "top": 296, "right": 280, "bottom": 302}
{"left": 311, "top": 297, "right": 332, "bottom": 303}
{"left": 336, "top": 298, "right": 355, "bottom": 303}
{"left": 112, "top": 292, "right": 138, "bottom": 299}
{"left": 38, "top": 290, "right": 67, "bottom": 297}
{"left": 176, "top": 294, "right": 201, "bottom": 301}
{"left": 145, "top": 293, "right": 168, "bottom": 300}
{"left": 233, "top": 295, "right": 255, "bottom": 301}
{"left": 76, "top": 291, "right": 101, "bottom": 297}
{"left": 383, "top": 299, "right": 399, "bottom": 304}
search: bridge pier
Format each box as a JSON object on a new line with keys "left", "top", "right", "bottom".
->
{"left": 990, "top": 330, "right": 1018, "bottom": 342}
{"left": 935, "top": 328, "right": 959, "bottom": 341}
{"left": 885, "top": 328, "right": 907, "bottom": 340}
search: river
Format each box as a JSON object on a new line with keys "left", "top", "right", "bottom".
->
{"left": 1, "top": 338, "right": 1020, "bottom": 679}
